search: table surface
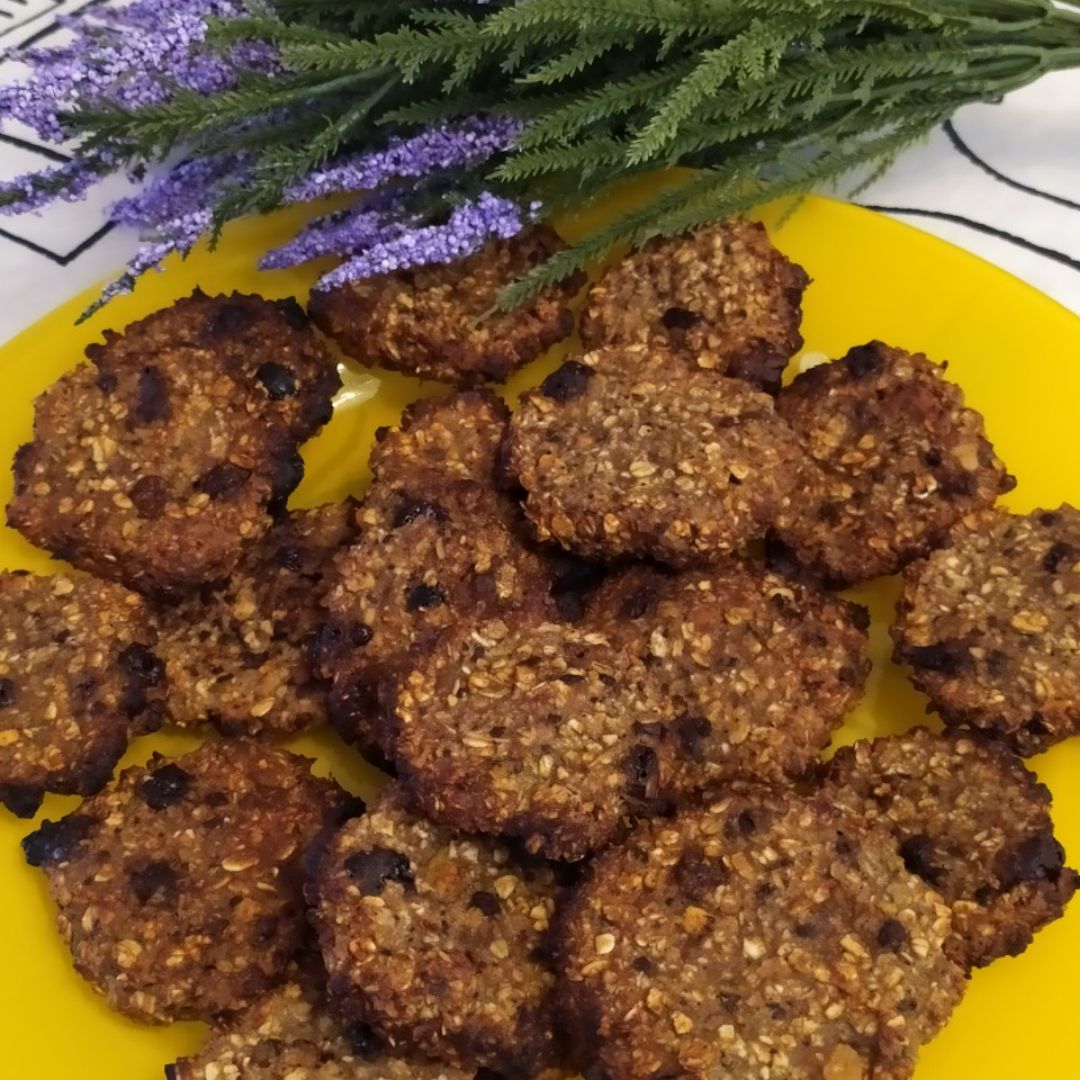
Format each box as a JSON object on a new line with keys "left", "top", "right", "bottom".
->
{"left": 1, "top": 3, "right": 1079, "bottom": 343}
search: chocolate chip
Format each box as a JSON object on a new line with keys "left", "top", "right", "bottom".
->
{"left": 196, "top": 462, "right": 250, "bottom": 501}
{"left": 274, "top": 296, "right": 309, "bottom": 329}
{"left": 850, "top": 605, "right": 871, "bottom": 632}
{"left": 0, "top": 678, "right": 14, "bottom": 708}
{"left": 129, "top": 860, "right": 179, "bottom": 905}
{"left": 923, "top": 449, "right": 943, "bottom": 467}
{"left": 877, "top": 918, "right": 908, "bottom": 951}
{"left": 899, "top": 834, "right": 944, "bottom": 885}
{"left": 902, "top": 641, "right": 970, "bottom": 676}
{"left": 1042, "top": 541, "right": 1076, "bottom": 574}
{"left": 675, "top": 715, "right": 711, "bottom": 760}
{"left": 998, "top": 832, "right": 1065, "bottom": 889}
{"left": 1, "top": 783, "right": 43, "bottom": 819}
{"left": 392, "top": 498, "right": 448, "bottom": 528}
{"left": 1039, "top": 511, "right": 1060, "bottom": 527}
{"left": 119, "top": 644, "right": 165, "bottom": 687}
{"left": 344, "top": 847, "right": 415, "bottom": 895}
{"left": 470, "top": 889, "right": 501, "bottom": 916}
{"left": 343, "top": 1021, "right": 383, "bottom": 1060}
{"left": 208, "top": 302, "right": 254, "bottom": 336}
{"left": 140, "top": 763, "right": 191, "bottom": 810}
{"left": 274, "top": 546, "right": 303, "bottom": 571}
{"left": 661, "top": 306, "right": 701, "bottom": 331}
{"left": 674, "top": 848, "right": 728, "bottom": 897}
{"left": 256, "top": 362, "right": 297, "bottom": 400}
{"left": 620, "top": 587, "right": 656, "bottom": 620}
{"left": 22, "top": 814, "right": 94, "bottom": 867}
{"left": 844, "top": 344, "right": 884, "bottom": 380}
{"left": 540, "top": 361, "right": 593, "bottom": 403}
{"left": 631, "top": 955, "right": 655, "bottom": 974}
{"left": 96, "top": 371, "right": 117, "bottom": 395}
{"left": 794, "top": 920, "right": 818, "bottom": 938}
{"left": 405, "top": 582, "right": 444, "bottom": 612}
{"left": 626, "top": 744, "right": 659, "bottom": 800}
{"left": 134, "top": 367, "right": 170, "bottom": 424}
{"left": 310, "top": 620, "right": 372, "bottom": 668}
{"left": 270, "top": 452, "right": 305, "bottom": 508}
{"left": 129, "top": 474, "right": 169, "bottom": 519}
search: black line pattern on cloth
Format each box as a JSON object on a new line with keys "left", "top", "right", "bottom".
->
{"left": 944, "top": 119, "right": 1080, "bottom": 214}
{"left": 860, "top": 204, "right": 1080, "bottom": 277}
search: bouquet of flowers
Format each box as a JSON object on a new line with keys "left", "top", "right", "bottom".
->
{"left": 2, "top": 0, "right": 1078, "bottom": 315}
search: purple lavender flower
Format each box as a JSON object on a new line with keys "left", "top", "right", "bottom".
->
{"left": 0, "top": 157, "right": 105, "bottom": 215}
{"left": 285, "top": 117, "right": 523, "bottom": 202}
{"left": 110, "top": 154, "right": 249, "bottom": 229}
{"left": 260, "top": 198, "right": 403, "bottom": 270}
{"left": 314, "top": 192, "right": 530, "bottom": 291}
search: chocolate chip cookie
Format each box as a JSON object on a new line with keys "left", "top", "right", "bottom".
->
{"left": 0, "top": 571, "right": 164, "bottom": 817}
{"left": 22, "top": 740, "right": 347, "bottom": 1023}
{"left": 771, "top": 343, "right": 1014, "bottom": 585}
{"left": 893, "top": 505, "right": 1080, "bottom": 754}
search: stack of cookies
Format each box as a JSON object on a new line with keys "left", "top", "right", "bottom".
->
{"left": 3, "top": 220, "right": 1077, "bottom": 1080}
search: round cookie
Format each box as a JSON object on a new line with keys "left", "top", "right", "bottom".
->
{"left": 156, "top": 502, "right": 358, "bottom": 737}
{"left": 311, "top": 786, "right": 560, "bottom": 1074}
{"left": 315, "top": 479, "right": 551, "bottom": 754}
{"left": 370, "top": 389, "right": 510, "bottom": 488}
{"left": 585, "top": 562, "right": 869, "bottom": 785}
{"left": 580, "top": 219, "right": 809, "bottom": 393}
{"left": 168, "top": 975, "right": 475, "bottom": 1080}
{"left": 771, "top": 342, "right": 1014, "bottom": 585}
{"left": 309, "top": 227, "right": 580, "bottom": 385}
{"left": 22, "top": 740, "right": 347, "bottom": 1023}
{"left": 392, "top": 611, "right": 685, "bottom": 861}
{"left": 823, "top": 727, "right": 1078, "bottom": 969}
{"left": 504, "top": 346, "right": 803, "bottom": 566}
{"left": 557, "top": 787, "right": 966, "bottom": 1080}
{"left": 0, "top": 571, "right": 165, "bottom": 817}
{"left": 892, "top": 505, "right": 1080, "bottom": 755}
{"left": 8, "top": 293, "right": 339, "bottom": 597}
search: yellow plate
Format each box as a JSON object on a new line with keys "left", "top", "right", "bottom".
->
{"left": 1, "top": 192, "right": 1079, "bottom": 1079}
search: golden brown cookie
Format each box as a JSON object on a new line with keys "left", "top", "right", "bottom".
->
{"left": 579, "top": 219, "right": 809, "bottom": 393}
{"left": 309, "top": 228, "right": 579, "bottom": 385}
{"left": 311, "top": 786, "right": 561, "bottom": 1074}
{"left": 391, "top": 611, "right": 683, "bottom": 861}
{"left": 823, "top": 728, "right": 1078, "bottom": 968}
{"left": 22, "top": 740, "right": 347, "bottom": 1023}
{"left": 0, "top": 571, "right": 164, "bottom": 817}
{"left": 771, "top": 342, "right": 1014, "bottom": 585}
{"left": 504, "top": 346, "right": 803, "bottom": 566}
{"left": 893, "top": 505, "right": 1080, "bottom": 754}
{"left": 8, "top": 292, "right": 339, "bottom": 597}
{"left": 584, "top": 562, "right": 869, "bottom": 785}
{"left": 155, "top": 502, "right": 358, "bottom": 737}
{"left": 167, "top": 975, "right": 475, "bottom": 1080}
{"left": 557, "top": 787, "right": 967, "bottom": 1080}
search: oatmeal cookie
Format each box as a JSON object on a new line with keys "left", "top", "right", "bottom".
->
{"left": 585, "top": 562, "right": 869, "bottom": 785}
{"left": 771, "top": 342, "right": 1014, "bottom": 585}
{"left": 314, "top": 480, "right": 551, "bottom": 754}
{"left": 309, "top": 228, "right": 580, "bottom": 385}
{"left": 370, "top": 390, "right": 510, "bottom": 488}
{"left": 156, "top": 502, "right": 359, "bottom": 737}
{"left": 167, "top": 976, "right": 474, "bottom": 1080}
{"left": 557, "top": 787, "right": 966, "bottom": 1080}
{"left": 8, "top": 293, "right": 339, "bottom": 596}
{"left": 311, "top": 786, "right": 560, "bottom": 1074}
{"left": 22, "top": 740, "right": 347, "bottom": 1023}
{"left": 823, "top": 728, "right": 1078, "bottom": 968}
{"left": 0, "top": 571, "right": 164, "bottom": 817}
{"left": 504, "top": 346, "right": 803, "bottom": 566}
{"left": 392, "top": 612, "right": 686, "bottom": 861}
{"left": 892, "top": 505, "right": 1080, "bottom": 754}
{"left": 580, "top": 220, "right": 809, "bottom": 393}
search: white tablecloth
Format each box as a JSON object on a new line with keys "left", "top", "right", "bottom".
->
{"left": 1, "top": 2, "right": 1078, "bottom": 345}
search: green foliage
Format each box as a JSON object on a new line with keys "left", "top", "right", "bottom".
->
{"left": 66, "top": 0, "right": 1080, "bottom": 305}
